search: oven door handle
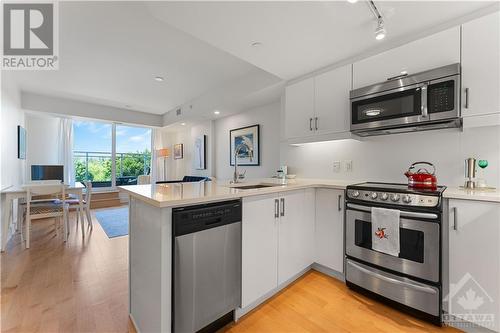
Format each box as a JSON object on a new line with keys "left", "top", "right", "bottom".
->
{"left": 347, "top": 260, "right": 437, "bottom": 294}
{"left": 346, "top": 203, "right": 438, "bottom": 219}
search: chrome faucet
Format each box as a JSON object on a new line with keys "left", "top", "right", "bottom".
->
{"left": 231, "top": 142, "right": 253, "bottom": 184}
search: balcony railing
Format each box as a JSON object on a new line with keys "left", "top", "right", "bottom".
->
{"left": 74, "top": 150, "right": 151, "bottom": 187}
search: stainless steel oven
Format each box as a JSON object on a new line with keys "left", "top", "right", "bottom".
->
{"left": 350, "top": 63, "right": 461, "bottom": 136}
{"left": 344, "top": 183, "right": 445, "bottom": 323}
{"left": 346, "top": 203, "right": 440, "bottom": 282}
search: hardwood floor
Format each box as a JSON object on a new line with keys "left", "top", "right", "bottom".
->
{"left": 1, "top": 209, "right": 131, "bottom": 333}
{"left": 224, "top": 271, "right": 461, "bottom": 333}
{"left": 1, "top": 209, "right": 460, "bottom": 333}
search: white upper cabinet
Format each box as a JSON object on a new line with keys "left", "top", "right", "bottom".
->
{"left": 314, "top": 64, "right": 351, "bottom": 135}
{"left": 353, "top": 27, "right": 460, "bottom": 89}
{"left": 284, "top": 65, "right": 351, "bottom": 142}
{"left": 462, "top": 11, "right": 500, "bottom": 117}
{"left": 284, "top": 78, "right": 315, "bottom": 139}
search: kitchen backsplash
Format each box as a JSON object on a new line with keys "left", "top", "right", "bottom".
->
{"left": 280, "top": 125, "right": 500, "bottom": 188}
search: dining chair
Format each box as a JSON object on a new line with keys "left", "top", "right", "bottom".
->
{"left": 61, "top": 181, "right": 93, "bottom": 232}
{"left": 22, "top": 184, "right": 69, "bottom": 249}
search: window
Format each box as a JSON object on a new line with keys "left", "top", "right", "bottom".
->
{"left": 115, "top": 125, "right": 151, "bottom": 186}
{"left": 73, "top": 121, "right": 151, "bottom": 188}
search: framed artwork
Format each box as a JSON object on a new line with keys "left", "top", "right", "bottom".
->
{"left": 193, "top": 135, "right": 206, "bottom": 170}
{"left": 173, "top": 143, "right": 183, "bottom": 160}
{"left": 17, "top": 125, "right": 26, "bottom": 160}
{"left": 230, "top": 124, "right": 260, "bottom": 166}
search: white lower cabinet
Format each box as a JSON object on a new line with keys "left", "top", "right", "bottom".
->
{"left": 314, "top": 188, "right": 344, "bottom": 273}
{"left": 278, "top": 189, "right": 315, "bottom": 285}
{"left": 241, "top": 193, "right": 279, "bottom": 308}
{"left": 447, "top": 199, "right": 500, "bottom": 332}
{"left": 241, "top": 189, "right": 315, "bottom": 308}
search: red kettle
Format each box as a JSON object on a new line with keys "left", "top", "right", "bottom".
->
{"left": 404, "top": 162, "right": 437, "bottom": 189}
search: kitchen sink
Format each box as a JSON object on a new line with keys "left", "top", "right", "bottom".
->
{"left": 231, "top": 183, "right": 281, "bottom": 190}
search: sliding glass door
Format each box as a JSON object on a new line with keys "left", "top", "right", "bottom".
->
{"left": 115, "top": 125, "right": 151, "bottom": 186}
{"left": 73, "top": 121, "right": 151, "bottom": 188}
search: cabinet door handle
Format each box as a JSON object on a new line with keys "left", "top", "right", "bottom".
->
{"left": 465, "top": 88, "right": 469, "bottom": 109}
{"left": 315, "top": 117, "right": 318, "bottom": 131}
{"left": 309, "top": 118, "right": 313, "bottom": 131}
{"left": 338, "top": 195, "right": 342, "bottom": 211}
{"left": 452, "top": 207, "right": 458, "bottom": 230}
{"left": 274, "top": 199, "right": 279, "bottom": 218}
{"left": 280, "top": 198, "right": 285, "bottom": 217}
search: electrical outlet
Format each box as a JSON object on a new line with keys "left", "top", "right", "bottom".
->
{"left": 345, "top": 160, "right": 353, "bottom": 172}
{"left": 333, "top": 161, "right": 341, "bottom": 173}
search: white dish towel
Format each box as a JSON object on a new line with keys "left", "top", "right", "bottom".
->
{"left": 371, "top": 207, "right": 401, "bottom": 257}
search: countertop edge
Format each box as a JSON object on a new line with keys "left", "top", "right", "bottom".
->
{"left": 118, "top": 182, "right": 349, "bottom": 209}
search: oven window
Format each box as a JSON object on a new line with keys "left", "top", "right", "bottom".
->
{"left": 354, "top": 219, "right": 424, "bottom": 263}
{"left": 428, "top": 80, "right": 455, "bottom": 114}
{"left": 351, "top": 88, "right": 422, "bottom": 124}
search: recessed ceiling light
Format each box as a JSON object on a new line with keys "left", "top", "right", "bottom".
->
{"left": 347, "top": 0, "right": 358, "bottom": 3}
{"left": 180, "top": 122, "right": 186, "bottom": 126}
{"left": 375, "top": 18, "right": 386, "bottom": 40}
{"left": 251, "top": 41, "right": 262, "bottom": 47}
{"left": 154, "top": 76, "right": 164, "bottom": 82}
{"left": 213, "top": 110, "right": 220, "bottom": 115}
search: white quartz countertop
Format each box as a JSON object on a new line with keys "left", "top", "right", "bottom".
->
{"left": 118, "top": 178, "right": 359, "bottom": 208}
{"left": 443, "top": 187, "right": 500, "bottom": 203}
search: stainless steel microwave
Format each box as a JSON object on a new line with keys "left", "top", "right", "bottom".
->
{"left": 350, "top": 63, "right": 461, "bottom": 136}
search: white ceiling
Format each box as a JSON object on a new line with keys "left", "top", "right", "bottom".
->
{"left": 149, "top": 1, "right": 496, "bottom": 80}
{"left": 4, "top": 1, "right": 497, "bottom": 125}
{"left": 4, "top": 2, "right": 280, "bottom": 115}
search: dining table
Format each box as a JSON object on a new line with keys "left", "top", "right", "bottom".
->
{"left": 0, "top": 182, "right": 86, "bottom": 252}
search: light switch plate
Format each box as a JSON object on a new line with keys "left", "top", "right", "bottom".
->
{"left": 333, "top": 161, "right": 341, "bottom": 173}
{"left": 345, "top": 160, "right": 353, "bottom": 172}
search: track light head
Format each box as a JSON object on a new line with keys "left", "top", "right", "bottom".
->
{"left": 375, "top": 18, "right": 386, "bottom": 40}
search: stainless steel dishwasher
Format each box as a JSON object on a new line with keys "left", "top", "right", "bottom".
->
{"left": 172, "top": 200, "right": 242, "bottom": 333}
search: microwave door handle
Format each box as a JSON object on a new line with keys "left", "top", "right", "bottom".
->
{"left": 421, "top": 83, "right": 428, "bottom": 119}
{"left": 346, "top": 203, "right": 438, "bottom": 219}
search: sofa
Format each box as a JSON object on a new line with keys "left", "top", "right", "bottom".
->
{"left": 156, "top": 176, "right": 210, "bottom": 184}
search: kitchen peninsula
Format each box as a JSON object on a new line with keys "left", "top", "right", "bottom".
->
{"left": 119, "top": 179, "right": 500, "bottom": 333}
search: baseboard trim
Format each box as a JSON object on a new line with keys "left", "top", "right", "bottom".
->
{"left": 311, "top": 263, "right": 345, "bottom": 282}
{"left": 236, "top": 264, "right": 345, "bottom": 321}
{"left": 129, "top": 314, "right": 140, "bottom": 333}
{"left": 235, "top": 265, "right": 313, "bottom": 320}
{"left": 442, "top": 311, "right": 497, "bottom": 333}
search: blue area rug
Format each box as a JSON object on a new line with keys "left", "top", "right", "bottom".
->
{"left": 95, "top": 207, "right": 129, "bottom": 238}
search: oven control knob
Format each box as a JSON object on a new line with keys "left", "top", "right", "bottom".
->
{"left": 351, "top": 190, "right": 360, "bottom": 198}
{"left": 390, "top": 194, "right": 400, "bottom": 202}
{"left": 371, "top": 192, "right": 378, "bottom": 199}
{"left": 380, "top": 193, "right": 388, "bottom": 201}
{"left": 402, "top": 195, "right": 412, "bottom": 203}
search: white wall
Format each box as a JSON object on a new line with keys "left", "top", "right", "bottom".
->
{"left": 1, "top": 81, "right": 25, "bottom": 189}
{"left": 281, "top": 125, "right": 500, "bottom": 188}
{"left": 1, "top": 78, "right": 26, "bottom": 244}
{"left": 25, "top": 113, "right": 60, "bottom": 179}
{"left": 161, "top": 120, "right": 214, "bottom": 180}
{"left": 214, "top": 102, "right": 281, "bottom": 180}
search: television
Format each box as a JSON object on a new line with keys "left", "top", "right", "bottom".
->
{"left": 31, "top": 165, "right": 64, "bottom": 182}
